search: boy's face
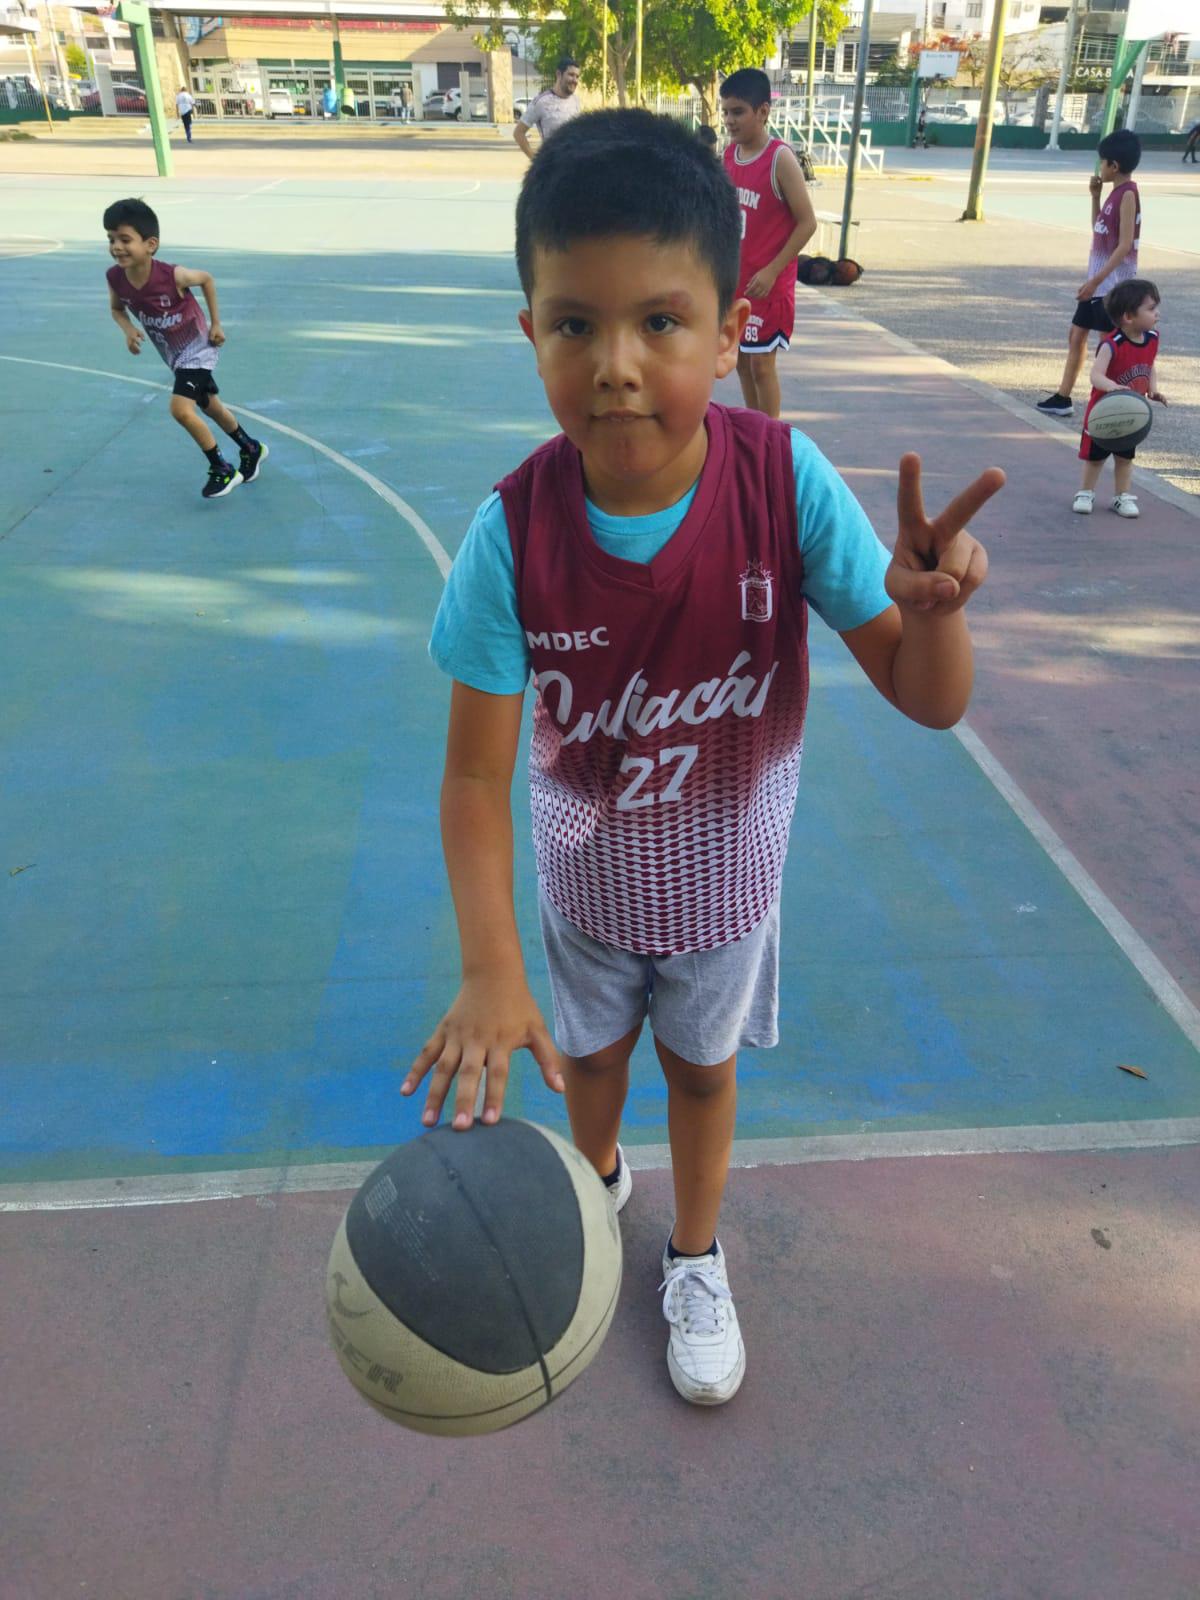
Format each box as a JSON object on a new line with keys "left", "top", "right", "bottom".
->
{"left": 1098, "top": 157, "right": 1121, "bottom": 183}
{"left": 519, "top": 234, "right": 747, "bottom": 513}
{"left": 1123, "top": 294, "right": 1159, "bottom": 335}
{"left": 720, "top": 96, "right": 769, "bottom": 147}
{"left": 106, "top": 224, "right": 156, "bottom": 268}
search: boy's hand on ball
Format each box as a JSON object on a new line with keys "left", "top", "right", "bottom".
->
{"left": 886, "top": 452, "right": 1003, "bottom": 617}
{"left": 403, "top": 977, "right": 565, "bottom": 1131}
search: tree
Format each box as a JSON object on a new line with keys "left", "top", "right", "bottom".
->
{"left": 64, "top": 42, "right": 88, "bottom": 79}
{"left": 444, "top": 0, "right": 848, "bottom": 119}
{"left": 873, "top": 49, "right": 916, "bottom": 87}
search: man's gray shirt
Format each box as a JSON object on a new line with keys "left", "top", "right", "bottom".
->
{"left": 520, "top": 88, "right": 581, "bottom": 140}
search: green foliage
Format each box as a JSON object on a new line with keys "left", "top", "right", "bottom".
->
{"left": 443, "top": 0, "right": 848, "bottom": 113}
{"left": 64, "top": 42, "right": 89, "bottom": 78}
{"left": 873, "top": 49, "right": 915, "bottom": 87}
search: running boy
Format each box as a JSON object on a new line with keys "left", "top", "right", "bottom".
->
{"left": 104, "top": 198, "right": 267, "bottom": 499}
{"left": 1036, "top": 129, "right": 1142, "bottom": 418}
{"left": 404, "top": 111, "right": 1003, "bottom": 1407}
{"left": 719, "top": 68, "right": 816, "bottom": 418}
{"left": 1073, "top": 277, "right": 1165, "bottom": 520}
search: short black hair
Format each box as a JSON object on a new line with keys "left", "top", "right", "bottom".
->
{"left": 102, "top": 197, "right": 160, "bottom": 239}
{"left": 515, "top": 108, "right": 742, "bottom": 317}
{"left": 1097, "top": 128, "right": 1141, "bottom": 173}
{"left": 1105, "top": 276, "right": 1159, "bottom": 323}
{"left": 556, "top": 57, "right": 579, "bottom": 75}
{"left": 720, "top": 68, "right": 772, "bottom": 110}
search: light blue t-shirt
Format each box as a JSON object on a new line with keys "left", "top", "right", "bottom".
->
{"left": 430, "top": 429, "right": 891, "bottom": 694}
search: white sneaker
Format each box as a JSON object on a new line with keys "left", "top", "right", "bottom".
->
{"left": 605, "top": 1144, "right": 632, "bottom": 1214}
{"left": 659, "top": 1236, "right": 745, "bottom": 1405}
{"left": 1112, "top": 493, "right": 1140, "bottom": 519}
{"left": 1072, "top": 490, "right": 1094, "bottom": 515}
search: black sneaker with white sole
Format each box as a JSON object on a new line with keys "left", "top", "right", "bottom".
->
{"left": 239, "top": 439, "right": 269, "bottom": 483}
{"left": 1035, "top": 392, "right": 1073, "bottom": 416}
{"left": 202, "top": 461, "right": 243, "bottom": 499}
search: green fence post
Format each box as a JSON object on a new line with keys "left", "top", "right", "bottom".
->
{"left": 116, "top": 0, "right": 173, "bottom": 178}
{"left": 1098, "top": 32, "right": 1147, "bottom": 146}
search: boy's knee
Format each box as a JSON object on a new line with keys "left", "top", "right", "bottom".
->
{"left": 748, "top": 351, "right": 776, "bottom": 375}
{"left": 168, "top": 394, "right": 194, "bottom": 422}
{"left": 568, "top": 1026, "right": 640, "bottom": 1076}
{"left": 658, "top": 1045, "right": 736, "bottom": 1098}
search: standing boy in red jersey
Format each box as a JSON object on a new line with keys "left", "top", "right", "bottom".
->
{"left": 404, "top": 111, "right": 1004, "bottom": 1409}
{"left": 720, "top": 68, "right": 816, "bottom": 418}
{"left": 1073, "top": 278, "right": 1166, "bottom": 520}
{"left": 104, "top": 197, "right": 267, "bottom": 500}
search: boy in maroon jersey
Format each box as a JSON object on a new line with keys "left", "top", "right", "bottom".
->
{"left": 405, "top": 111, "right": 1003, "bottom": 1407}
{"left": 1036, "top": 129, "right": 1143, "bottom": 419}
{"left": 1073, "top": 278, "right": 1166, "bottom": 520}
{"left": 104, "top": 197, "right": 267, "bottom": 499}
{"left": 720, "top": 68, "right": 816, "bottom": 418}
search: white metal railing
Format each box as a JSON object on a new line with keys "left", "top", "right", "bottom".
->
{"left": 771, "top": 96, "right": 885, "bottom": 173}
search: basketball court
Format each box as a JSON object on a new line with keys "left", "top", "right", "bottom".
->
{"left": 2, "top": 150, "right": 1198, "bottom": 1598}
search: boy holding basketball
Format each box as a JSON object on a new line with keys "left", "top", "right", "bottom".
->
{"left": 104, "top": 198, "right": 267, "bottom": 499}
{"left": 719, "top": 68, "right": 816, "bottom": 419}
{"left": 406, "top": 111, "right": 1003, "bottom": 1407}
{"left": 1073, "top": 278, "right": 1165, "bottom": 520}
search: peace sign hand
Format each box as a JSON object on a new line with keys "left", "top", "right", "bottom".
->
{"left": 885, "top": 453, "right": 1005, "bottom": 618}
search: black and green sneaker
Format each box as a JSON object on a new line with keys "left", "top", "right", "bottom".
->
{"left": 239, "top": 439, "right": 269, "bottom": 483}
{"left": 202, "top": 461, "right": 243, "bottom": 500}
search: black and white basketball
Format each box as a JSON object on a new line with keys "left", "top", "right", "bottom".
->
{"left": 326, "top": 1119, "right": 623, "bottom": 1436}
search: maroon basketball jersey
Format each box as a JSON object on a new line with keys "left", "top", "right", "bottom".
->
{"left": 497, "top": 403, "right": 810, "bottom": 956}
{"left": 1080, "top": 327, "right": 1158, "bottom": 455}
{"left": 106, "top": 258, "right": 216, "bottom": 372}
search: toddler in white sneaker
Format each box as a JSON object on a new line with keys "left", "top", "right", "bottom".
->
{"left": 1075, "top": 278, "right": 1167, "bottom": 520}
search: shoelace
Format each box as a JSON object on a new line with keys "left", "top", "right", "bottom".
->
{"left": 659, "top": 1261, "right": 732, "bottom": 1338}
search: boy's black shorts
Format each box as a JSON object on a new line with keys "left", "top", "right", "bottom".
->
{"left": 1086, "top": 440, "right": 1135, "bottom": 463}
{"left": 1071, "top": 297, "right": 1114, "bottom": 334}
{"left": 172, "top": 368, "right": 220, "bottom": 410}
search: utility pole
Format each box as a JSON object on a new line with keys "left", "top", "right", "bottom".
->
{"left": 961, "top": 0, "right": 1006, "bottom": 221}
{"left": 601, "top": 0, "right": 607, "bottom": 105}
{"left": 838, "top": 0, "right": 874, "bottom": 261}
{"left": 635, "top": 0, "right": 642, "bottom": 105}
{"left": 805, "top": 2, "right": 818, "bottom": 149}
{"left": 1047, "top": 0, "right": 1080, "bottom": 150}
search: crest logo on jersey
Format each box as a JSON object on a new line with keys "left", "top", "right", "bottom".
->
{"left": 739, "top": 561, "right": 773, "bottom": 623}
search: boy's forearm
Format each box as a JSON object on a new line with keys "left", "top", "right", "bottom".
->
{"left": 441, "top": 774, "right": 526, "bottom": 976}
{"left": 890, "top": 610, "right": 974, "bottom": 730}
{"left": 768, "top": 218, "right": 816, "bottom": 278}
{"left": 199, "top": 277, "right": 221, "bottom": 323}
{"left": 111, "top": 307, "right": 135, "bottom": 333}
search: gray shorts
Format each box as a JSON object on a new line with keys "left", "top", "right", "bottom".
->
{"left": 537, "top": 888, "right": 780, "bottom": 1067}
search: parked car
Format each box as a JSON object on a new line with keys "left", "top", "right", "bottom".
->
{"left": 422, "top": 86, "right": 488, "bottom": 120}
{"left": 926, "top": 103, "right": 973, "bottom": 123}
{"left": 266, "top": 87, "right": 294, "bottom": 117}
{"left": 513, "top": 96, "right": 531, "bottom": 117}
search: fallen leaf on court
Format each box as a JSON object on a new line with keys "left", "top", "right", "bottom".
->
{"left": 9, "top": 863, "right": 36, "bottom": 876}
{"left": 1117, "top": 1063, "right": 1148, "bottom": 1080}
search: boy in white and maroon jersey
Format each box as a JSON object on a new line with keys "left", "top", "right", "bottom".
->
{"left": 1073, "top": 278, "right": 1166, "bottom": 521}
{"left": 104, "top": 197, "right": 267, "bottom": 500}
{"left": 406, "top": 110, "right": 1004, "bottom": 1407}
{"left": 719, "top": 67, "right": 816, "bottom": 420}
{"left": 1036, "top": 129, "right": 1143, "bottom": 419}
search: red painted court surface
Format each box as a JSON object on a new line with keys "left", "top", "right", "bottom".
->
{"left": 2, "top": 173, "right": 1199, "bottom": 1599}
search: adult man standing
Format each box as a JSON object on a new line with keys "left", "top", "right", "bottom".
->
{"left": 175, "top": 84, "right": 195, "bottom": 143}
{"left": 514, "top": 58, "right": 581, "bottom": 160}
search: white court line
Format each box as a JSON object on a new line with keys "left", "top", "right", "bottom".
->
{"left": 4, "top": 1119, "right": 1198, "bottom": 1212}
{"left": 237, "top": 177, "right": 286, "bottom": 201}
{"left": 3, "top": 348, "right": 1197, "bottom": 1211}
{"left": 0, "top": 235, "right": 64, "bottom": 259}
{"left": 0, "top": 354, "right": 452, "bottom": 578}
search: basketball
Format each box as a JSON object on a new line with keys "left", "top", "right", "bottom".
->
{"left": 1087, "top": 390, "right": 1153, "bottom": 452}
{"left": 326, "top": 1119, "right": 623, "bottom": 1436}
